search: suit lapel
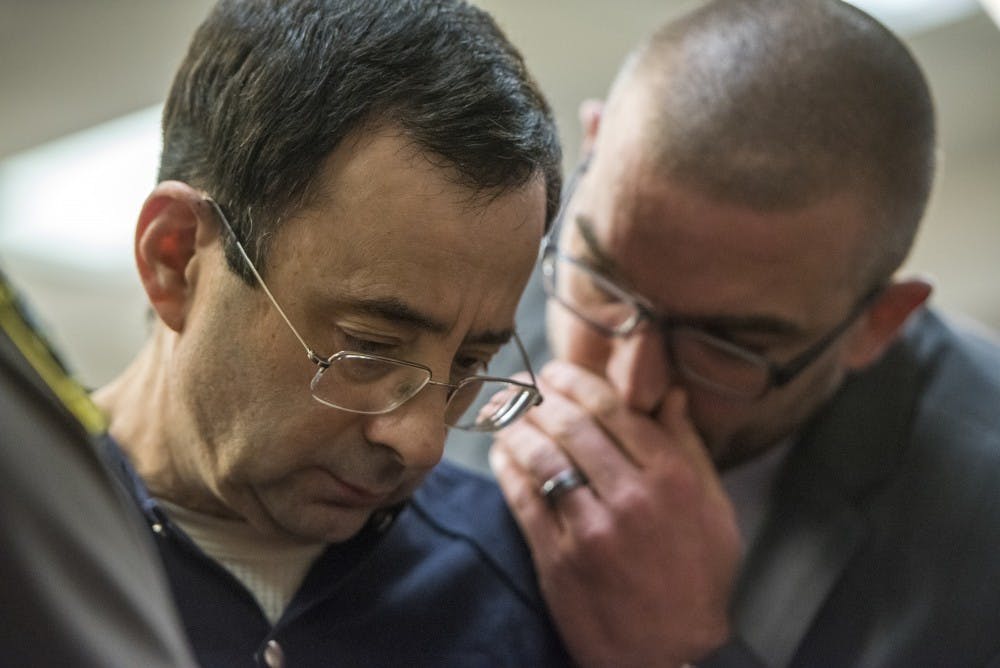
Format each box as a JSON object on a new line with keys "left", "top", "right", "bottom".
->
{"left": 728, "top": 317, "right": 927, "bottom": 667}
{"left": 730, "top": 474, "right": 866, "bottom": 667}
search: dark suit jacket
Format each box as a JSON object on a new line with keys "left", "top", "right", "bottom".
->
{"left": 706, "top": 309, "right": 1000, "bottom": 667}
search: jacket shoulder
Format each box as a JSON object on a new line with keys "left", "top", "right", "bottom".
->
{"left": 409, "top": 460, "right": 542, "bottom": 604}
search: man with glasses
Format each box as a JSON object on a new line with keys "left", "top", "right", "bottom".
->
{"left": 92, "top": 0, "right": 571, "bottom": 665}
{"left": 491, "top": 1, "right": 1000, "bottom": 666}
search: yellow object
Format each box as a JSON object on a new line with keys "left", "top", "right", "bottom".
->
{"left": 0, "top": 275, "right": 107, "bottom": 435}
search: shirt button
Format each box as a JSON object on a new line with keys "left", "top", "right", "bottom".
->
{"left": 263, "top": 639, "right": 285, "bottom": 668}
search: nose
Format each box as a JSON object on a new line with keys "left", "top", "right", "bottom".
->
{"left": 605, "top": 326, "right": 671, "bottom": 415}
{"left": 362, "top": 382, "right": 449, "bottom": 471}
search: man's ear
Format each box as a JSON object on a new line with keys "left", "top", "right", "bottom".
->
{"left": 134, "top": 181, "right": 219, "bottom": 333}
{"left": 578, "top": 99, "right": 604, "bottom": 157}
{"left": 844, "top": 277, "right": 933, "bottom": 370}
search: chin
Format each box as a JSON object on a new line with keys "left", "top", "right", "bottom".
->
{"left": 705, "top": 439, "right": 741, "bottom": 471}
{"left": 273, "top": 501, "right": 376, "bottom": 544}
{"left": 716, "top": 423, "right": 803, "bottom": 470}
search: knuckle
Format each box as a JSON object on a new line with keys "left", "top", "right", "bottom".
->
{"left": 608, "top": 482, "right": 655, "bottom": 518}
{"left": 524, "top": 444, "right": 568, "bottom": 480}
{"left": 549, "top": 413, "right": 588, "bottom": 448}
{"left": 571, "top": 514, "right": 617, "bottom": 556}
{"left": 649, "top": 453, "right": 702, "bottom": 501}
{"left": 505, "top": 480, "right": 538, "bottom": 515}
{"left": 586, "top": 389, "right": 620, "bottom": 422}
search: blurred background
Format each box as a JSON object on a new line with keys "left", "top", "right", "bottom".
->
{"left": 0, "top": 0, "right": 997, "bottom": 397}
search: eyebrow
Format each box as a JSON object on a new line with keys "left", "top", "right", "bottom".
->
{"left": 572, "top": 215, "right": 803, "bottom": 340}
{"left": 349, "top": 296, "right": 515, "bottom": 346}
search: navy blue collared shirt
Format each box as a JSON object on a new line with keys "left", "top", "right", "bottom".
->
{"left": 103, "top": 438, "right": 571, "bottom": 667}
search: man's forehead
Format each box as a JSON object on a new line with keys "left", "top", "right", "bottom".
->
{"left": 587, "top": 98, "right": 874, "bottom": 289}
{"left": 564, "top": 171, "right": 872, "bottom": 338}
{"left": 337, "top": 294, "right": 516, "bottom": 345}
{"left": 565, "top": 213, "right": 806, "bottom": 338}
{"left": 255, "top": 128, "right": 545, "bottom": 347}
{"left": 287, "top": 231, "right": 526, "bottom": 347}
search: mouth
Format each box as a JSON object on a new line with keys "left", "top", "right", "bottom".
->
{"left": 323, "top": 472, "right": 399, "bottom": 508}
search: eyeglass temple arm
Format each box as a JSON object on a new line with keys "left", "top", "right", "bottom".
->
{"left": 202, "top": 198, "right": 327, "bottom": 367}
{"left": 769, "top": 285, "right": 886, "bottom": 387}
{"left": 541, "top": 153, "right": 593, "bottom": 256}
{"left": 512, "top": 331, "right": 543, "bottom": 405}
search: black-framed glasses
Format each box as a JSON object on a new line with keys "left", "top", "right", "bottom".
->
{"left": 541, "top": 159, "right": 882, "bottom": 400}
{"left": 203, "top": 198, "right": 542, "bottom": 431}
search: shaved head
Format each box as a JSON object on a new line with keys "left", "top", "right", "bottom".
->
{"left": 606, "top": 0, "right": 936, "bottom": 288}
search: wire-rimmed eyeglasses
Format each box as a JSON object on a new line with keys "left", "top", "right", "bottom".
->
{"left": 541, "top": 159, "right": 883, "bottom": 400}
{"left": 203, "top": 198, "right": 542, "bottom": 431}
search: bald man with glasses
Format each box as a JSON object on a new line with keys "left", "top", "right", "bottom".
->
{"left": 490, "top": 1, "right": 1000, "bottom": 666}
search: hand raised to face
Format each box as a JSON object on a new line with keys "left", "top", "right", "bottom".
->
{"left": 491, "top": 359, "right": 742, "bottom": 668}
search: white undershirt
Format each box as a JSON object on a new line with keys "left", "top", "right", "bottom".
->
{"left": 158, "top": 499, "right": 326, "bottom": 625}
{"left": 721, "top": 438, "right": 795, "bottom": 551}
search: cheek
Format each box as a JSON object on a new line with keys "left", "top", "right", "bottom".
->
{"left": 692, "top": 359, "right": 847, "bottom": 460}
{"left": 182, "top": 307, "right": 306, "bottom": 428}
{"left": 218, "top": 398, "right": 350, "bottom": 479}
{"left": 211, "top": 434, "right": 267, "bottom": 487}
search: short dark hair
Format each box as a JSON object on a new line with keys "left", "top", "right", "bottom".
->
{"left": 623, "top": 0, "right": 936, "bottom": 287}
{"left": 159, "top": 0, "right": 561, "bottom": 283}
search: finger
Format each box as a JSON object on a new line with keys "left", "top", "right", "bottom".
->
{"left": 492, "top": 420, "right": 599, "bottom": 517}
{"left": 490, "top": 439, "right": 575, "bottom": 543}
{"left": 539, "top": 360, "right": 667, "bottom": 466}
{"left": 494, "top": 417, "right": 579, "bottom": 486}
{"left": 655, "top": 388, "right": 718, "bottom": 481}
{"left": 522, "top": 374, "right": 637, "bottom": 496}
{"left": 538, "top": 362, "right": 730, "bottom": 508}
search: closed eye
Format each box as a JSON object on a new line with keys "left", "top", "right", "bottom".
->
{"left": 339, "top": 331, "right": 398, "bottom": 356}
{"left": 686, "top": 327, "right": 770, "bottom": 356}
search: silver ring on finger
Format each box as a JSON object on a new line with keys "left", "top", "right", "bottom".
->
{"left": 539, "top": 468, "right": 589, "bottom": 506}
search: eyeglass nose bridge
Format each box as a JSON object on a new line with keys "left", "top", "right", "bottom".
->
{"left": 423, "top": 377, "right": 463, "bottom": 400}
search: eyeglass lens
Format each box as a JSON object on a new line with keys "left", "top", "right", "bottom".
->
{"left": 445, "top": 378, "right": 539, "bottom": 431}
{"left": 310, "top": 354, "right": 537, "bottom": 431}
{"left": 544, "top": 253, "right": 771, "bottom": 398}
{"left": 310, "top": 354, "right": 428, "bottom": 413}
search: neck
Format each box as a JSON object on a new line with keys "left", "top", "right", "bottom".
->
{"left": 93, "top": 326, "right": 232, "bottom": 517}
